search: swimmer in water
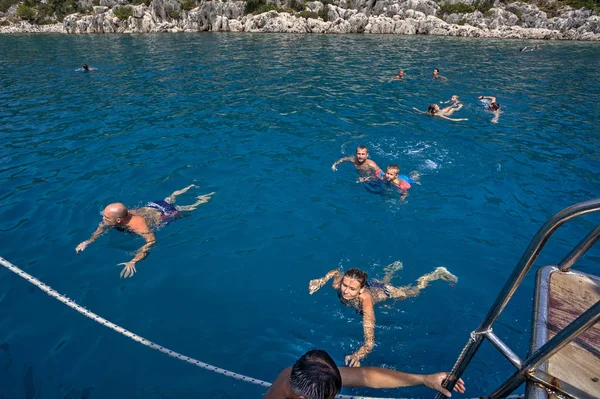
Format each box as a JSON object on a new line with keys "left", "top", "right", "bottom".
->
{"left": 332, "top": 146, "right": 381, "bottom": 176}
{"left": 265, "top": 349, "right": 467, "bottom": 399}
{"left": 309, "top": 263, "right": 458, "bottom": 367}
{"left": 373, "top": 164, "right": 419, "bottom": 200}
{"left": 76, "top": 184, "right": 214, "bottom": 278}
{"left": 391, "top": 68, "right": 405, "bottom": 81}
{"left": 414, "top": 104, "right": 467, "bottom": 121}
{"left": 432, "top": 68, "right": 447, "bottom": 81}
{"left": 440, "top": 95, "right": 461, "bottom": 108}
{"left": 519, "top": 44, "right": 541, "bottom": 52}
{"left": 478, "top": 95, "right": 501, "bottom": 123}
{"left": 78, "top": 64, "right": 97, "bottom": 71}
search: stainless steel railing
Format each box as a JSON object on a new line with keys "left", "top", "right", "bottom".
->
{"left": 435, "top": 198, "right": 600, "bottom": 399}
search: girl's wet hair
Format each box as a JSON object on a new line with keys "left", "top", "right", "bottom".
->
{"left": 427, "top": 104, "right": 437, "bottom": 114}
{"left": 489, "top": 102, "right": 500, "bottom": 110}
{"left": 344, "top": 268, "right": 368, "bottom": 288}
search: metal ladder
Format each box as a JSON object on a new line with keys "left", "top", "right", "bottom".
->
{"left": 435, "top": 198, "right": 600, "bottom": 399}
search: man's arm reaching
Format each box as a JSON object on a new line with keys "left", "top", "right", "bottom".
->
{"left": 340, "top": 367, "right": 466, "bottom": 397}
{"left": 332, "top": 157, "right": 354, "bottom": 171}
{"left": 76, "top": 222, "right": 108, "bottom": 253}
{"left": 118, "top": 230, "right": 156, "bottom": 278}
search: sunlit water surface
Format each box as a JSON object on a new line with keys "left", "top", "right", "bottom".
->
{"left": 1, "top": 33, "right": 599, "bottom": 399}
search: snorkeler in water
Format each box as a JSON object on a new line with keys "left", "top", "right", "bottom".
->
{"left": 309, "top": 263, "right": 458, "bottom": 367}
{"left": 478, "top": 95, "right": 501, "bottom": 123}
{"left": 76, "top": 184, "right": 214, "bottom": 278}
{"left": 332, "top": 146, "right": 381, "bottom": 176}
{"left": 414, "top": 104, "right": 467, "bottom": 122}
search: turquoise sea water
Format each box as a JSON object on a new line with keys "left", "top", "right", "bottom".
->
{"left": 1, "top": 33, "right": 600, "bottom": 399}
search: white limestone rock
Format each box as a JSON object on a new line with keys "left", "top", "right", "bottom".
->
{"left": 327, "top": 17, "right": 352, "bottom": 33}
{"left": 306, "top": 1, "right": 323, "bottom": 13}
{"left": 348, "top": 12, "right": 368, "bottom": 31}
{"left": 307, "top": 17, "right": 328, "bottom": 32}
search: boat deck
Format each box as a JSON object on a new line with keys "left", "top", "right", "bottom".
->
{"left": 532, "top": 267, "right": 600, "bottom": 397}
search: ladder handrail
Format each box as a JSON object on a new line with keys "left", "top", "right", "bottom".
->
{"left": 435, "top": 198, "right": 600, "bottom": 399}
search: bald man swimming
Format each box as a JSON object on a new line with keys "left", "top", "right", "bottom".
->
{"left": 76, "top": 184, "right": 214, "bottom": 278}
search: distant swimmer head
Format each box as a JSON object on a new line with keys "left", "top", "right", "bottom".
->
{"left": 103, "top": 203, "right": 129, "bottom": 225}
{"left": 427, "top": 104, "right": 439, "bottom": 114}
{"left": 290, "top": 350, "right": 341, "bottom": 399}
{"left": 451, "top": 95, "right": 459, "bottom": 102}
{"left": 489, "top": 102, "right": 500, "bottom": 111}
{"left": 355, "top": 146, "right": 369, "bottom": 163}
{"left": 82, "top": 64, "right": 89, "bottom": 71}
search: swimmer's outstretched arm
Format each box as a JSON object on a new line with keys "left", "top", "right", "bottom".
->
{"left": 76, "top": 222, "right": 108, "bottom": 253}
{"left": 478, "top": 95, "right": 497, "bottom": 103}
{"left": 339, "top": 367, "right": 466, "bottom": 397}
{"left": 308, "top": 269, "right": 342, "bottom": 294}
{"left": 491, "top": 111, "right": 500, "bottom": 124}
{"left": 437, "top": 115, "right": 468, "bottom": 122}
{"left": 332, "top": 157, "right": 354, "bottom": 171}
{"left": 346, "top": 298, "right": 375, "bottom": 367}
{"left": 118, "top": 230, "right": 156, "bottom": 279}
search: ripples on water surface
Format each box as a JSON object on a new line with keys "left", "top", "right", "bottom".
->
{"left": 1, "top": 34, "right": 599, "bottom": 398}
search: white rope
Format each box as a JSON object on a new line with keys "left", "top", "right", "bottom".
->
{"left": 0, "top": 256, "right": 525, "bottom": 399}
{"left": 0, "top": 256, "right": 396, "bottom": 399}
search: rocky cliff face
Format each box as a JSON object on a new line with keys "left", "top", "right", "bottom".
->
{"left": 1, "top": 0, "right": 599, "bottom": 39}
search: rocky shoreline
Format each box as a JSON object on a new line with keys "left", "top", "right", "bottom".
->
{"left": 1, "top": 0, "right": 599, "bottom": 40}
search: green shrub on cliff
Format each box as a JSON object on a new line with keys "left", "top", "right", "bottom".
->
{"left": 180, "top": 0, "right": 195, "bottom": 10}
{"left": 318, "top": 5, "right": 328, "bottom": 20}
{"left": 113, "top": 6, "right": 132, "bottom": 19}
{"left": 438, "top": 2, "right": 475, "bottom": 14}
{"left": 16, "top": 4, "right": 36, "bottom": 20}
{"left": 437, "top": 0, "right": 495, "bottom": 15}
{"left": 297, "top": 10, "right": 318, "bottom": 18}
{"left": 0, "top": 0, "right": 18, "bottom": 13}
{"left": 538, "top": 0, "right": 600, "bottom": 17}
{"left": 245, "top": 0, "right": 280, "bottom": 14}
{"left": 244, "top": 0, "right": 263, "bottom": 13}
{"left": 289, "top": 0, "right": 304, "bottom": 11}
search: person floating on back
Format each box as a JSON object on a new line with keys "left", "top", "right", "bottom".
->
{"left": 413, "top": 103, "right": 467, "bottom": 122}
{"left": 76, "top": 184, "right": 214, "bottom": 278}
{"left": 265, "top": 349, "right": 466, "bottom": 399}
{"left": 332, "top": 146, "right": 381, "bottom": 176}
{"left": 308, "top": 264, "right": 458, "bottom": 367}
{"left": 479, "top": 95, "right": 501, "bottom": 123}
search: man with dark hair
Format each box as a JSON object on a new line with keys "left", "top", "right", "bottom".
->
{"left": 331, "top": 146, "right": 380, "bottom": 174}
{"left": 478, "top": 95, "right": 501, "bottom": 123}
{"left": 265, "top": 349, "right": 466, "bottom": 399}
